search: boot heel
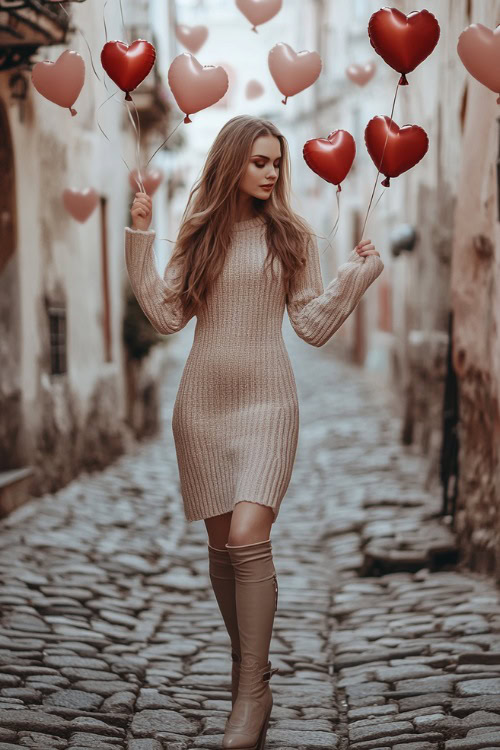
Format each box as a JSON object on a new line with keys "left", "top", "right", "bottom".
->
{"left": 257, "top": 703, "right": 272, "bottom": 750}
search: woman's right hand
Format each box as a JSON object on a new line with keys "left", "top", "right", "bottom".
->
{"left": 355, "top": 238, "right": 380, "bottom": 258}
{"left": 131, "top": 191, "right": 153, "bottom": 231}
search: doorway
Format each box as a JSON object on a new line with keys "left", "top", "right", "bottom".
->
{"left": 0, "top": 96, "right": 23, "bottom": 469}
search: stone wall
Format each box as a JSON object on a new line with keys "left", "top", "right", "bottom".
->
{"left": 0, "top": 255, "right": 23, "bottom": 470}
{"left": 450, "top": 126, "right": 500, "bottom": 580}
{"left": 449, "top": 1, "right": 500, "bottom": 581}
{"left": 453, "top": 363, "right": 500, "bottom": 579}
{"left": 0, "top": 0, "right": 177, "bottom": 503}
{"left": 32, "top": 372, "right": 128, "bottom": 496}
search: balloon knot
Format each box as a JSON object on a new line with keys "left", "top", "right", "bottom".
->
{"left": 251, "top": 26, "right": 258, "bottom": 33}
{"left": 184, "top": 114, "right": 192, "bottom": 124}
{"left": 399, "top": 73, "right": 408, "bottom": 86}
{"left": 336, "top": 184, "right": 342, "bottom": 193}
{"left": 381, "top": 176, "right": 390, "bottom": 187}
{"left": 281, "top": 96, "right": 287, "bottom": 105}
{"left": 497, "top": 95, "right": 500, "bottom": 105}
{"left": 70, "top": 107, "right": 77, "bottom": 116}
{"left": 125, "top": 92, "right": 132, "bottom": 101}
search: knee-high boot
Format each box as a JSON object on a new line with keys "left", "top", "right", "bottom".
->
{"left": 207, "top": 543, "right": 242, "bottom": 707}
{"left": 222, "top": 538, "right": 279, "bottom": 750}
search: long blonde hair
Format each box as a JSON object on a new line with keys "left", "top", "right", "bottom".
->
{"left": 165, "top": 114, "right": 314, "bottom": 319}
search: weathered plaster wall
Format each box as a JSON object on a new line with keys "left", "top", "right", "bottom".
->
{"left": 0, "top": 0, "right": 166, "bottom": 493}
{"left": 450, "top": 75, "right": 500, "bottom": 580}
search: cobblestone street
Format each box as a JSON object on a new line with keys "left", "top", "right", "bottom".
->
{"left": 1, "top": 323, "right": 499, "bottom": 750}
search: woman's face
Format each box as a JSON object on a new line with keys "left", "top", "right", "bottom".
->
{"left": 239, "top": 134, "right": 281, "bottom": 200}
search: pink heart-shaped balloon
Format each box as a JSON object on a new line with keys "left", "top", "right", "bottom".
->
{"left": 457, "top": 24, "right": 500, "bottom": 102}
{"left": 268, "top": 42, "right": 322, "bottom": 104}
{"left": 168, "top": 53, "right": 229, "bottom": 123}
{"left": 175, "top": 24, "right": 209, "bottom": 53}
{"left": 235, "top": 0, "right": 282, "bottom": 32}
{"left": 246, "top": 79, "right": 264, "bottom": 99}
{"left": 129, "top": 168, "right": 164, "bottom": 196}
{"left": 212, "top": 61, "right": 237, "bottom": 108}
{"left": 31, "top": 50, "right": 85, "bottom": 116}
{"left": 346, "top": 62, "right": 376, "bottom": 86}
{"left": 62, "top": 188, "right": 99, "bottom": 223}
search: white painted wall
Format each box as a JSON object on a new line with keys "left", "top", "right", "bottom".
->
{"left": 0, "top": 0, "right": 177, "bottom": 473}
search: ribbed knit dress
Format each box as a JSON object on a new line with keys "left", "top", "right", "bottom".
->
{"left": 124, "top": 216, "right": 384, "bottom": 524}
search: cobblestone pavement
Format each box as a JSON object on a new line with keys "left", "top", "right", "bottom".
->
{"left": 1, "top": 322, "right": 499, "bottom": 750}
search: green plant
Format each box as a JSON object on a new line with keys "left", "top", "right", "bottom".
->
{"left": 122, "top": 285, "right": 164, "bottom": 361}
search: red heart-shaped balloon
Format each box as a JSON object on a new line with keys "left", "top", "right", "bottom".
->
{"left": 101, "top": 39, "right": 156, "bottom": 100}
{"left": 368, "top": 8, "right": 440, "bottom": 84}
{"left": 364, "top": 116, "right": 428, "bottom": 186}
{"left": 303, "top": 130, "right": 356, "bottom": 188}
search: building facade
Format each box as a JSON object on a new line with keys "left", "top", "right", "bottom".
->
{"left": 449, "top": 0, "right": 500, "bottom": 579}
{"left": 0, "top": 0, "right": 179, "bottom": 510}
{"left": 310, "top": 0, "right": 500, "bottom": 580}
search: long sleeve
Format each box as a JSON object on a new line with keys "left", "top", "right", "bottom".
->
{"left": 124, "top": 226, "right": 195, "bottom": 335}
{"left": 286, "top": 234, "right": 384, "bottom": 347}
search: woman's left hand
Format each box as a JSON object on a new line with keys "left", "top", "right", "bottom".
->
{"left": 355, "top": 238, "right": 380, "bottom": 258}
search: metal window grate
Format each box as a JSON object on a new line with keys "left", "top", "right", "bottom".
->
{"left": 48, "top": 305, "right": 67, "bottom": 376}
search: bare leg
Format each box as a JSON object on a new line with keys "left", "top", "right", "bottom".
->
{"left": 228, "top": 501, "right": 275, "bottom": 546}
{"left": 204, "top": 509, "right": 233, "bottom": 548}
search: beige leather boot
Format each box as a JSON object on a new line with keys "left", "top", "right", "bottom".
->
{"left": 208, "top": 543, "right": 241, "bottom": 707}
{"left": 222, "top": 538, "right": 279, "bottom": 750}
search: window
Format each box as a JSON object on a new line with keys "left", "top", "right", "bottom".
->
{"left": 48, "top": 305, "right": 67, "bottom": 376}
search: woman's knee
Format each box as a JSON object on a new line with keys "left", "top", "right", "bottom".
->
{"left": 204, "top": 511, "right": 232, "bottom": 549}
{"left": 227, "top": 501, "right": 274, "bottom": 546}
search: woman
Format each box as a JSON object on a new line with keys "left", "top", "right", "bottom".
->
{"left": 125, "top": 114, "right": 383, "bottom": 750}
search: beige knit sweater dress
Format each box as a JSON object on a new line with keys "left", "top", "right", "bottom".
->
{"left": 124, "top": 216, "right": 384, "bottom": 524}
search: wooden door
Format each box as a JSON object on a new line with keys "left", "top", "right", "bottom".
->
{"left": 0, "top": 97, "right": 22, "bottom": 469}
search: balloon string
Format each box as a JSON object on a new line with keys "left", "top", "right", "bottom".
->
{"left": 96, "top": 90, "right": 144, "bottom": 192}
{"left": 118, "top": 0, "right": 129, "bottom": 44}
{"left": 158, "top": 235, "right": 176, "bottom": 245}
{"left": 95, "top": 0, "right": 147, "bottom": 192}
{"left": 362, "top": 186, "right": 387, "bottom": 237}
{"left": 144, "top": 117, "right": 185, "bottom": 168}
{"left": 96, "top": 89, "right": 117, "bottom": 141}
{"left": 101, "top": 0, "right": 111, "bottom": 97}
{"left": 124, "top": 99, "right": 146, "bottom": 193}
{"left": 321, "top": 188, "right": 341, "bottom": 256}
{"left": 131, "top": 97, "right": 146, "bottom": 193}
{"left": 56, "top": 0, "right": 172, "bottom": 225}
{"left": 103, "top": 0, "right": 109, "bottom": 45}
{"left": 328, "top": 190, "right": 341, "bottom": 236}
{"left": 371, "top": 186, "right": 387, "bottom": 214}
{"left": 114, "top": 0, "right": 144, "bottom": 191}
{"left": 359, "top": 78, "right": 399, "bottom": 241}
{"left": 57, "top": 2, "right": 102, "bottom": 83}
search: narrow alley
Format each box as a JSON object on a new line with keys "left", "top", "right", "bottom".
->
{"left": 0, "top": 325, "right": 499, "bottom": 750}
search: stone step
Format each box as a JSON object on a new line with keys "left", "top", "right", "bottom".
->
{"left": 0, "top": 467, "right": 34, "bottom": 518}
